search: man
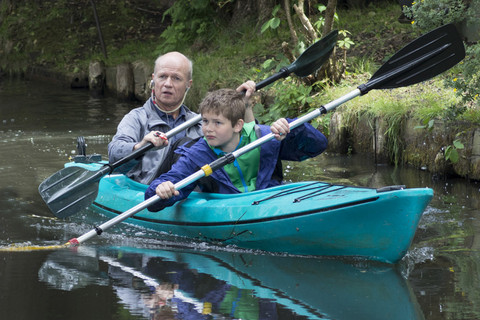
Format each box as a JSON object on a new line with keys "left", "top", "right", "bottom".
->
{"left": 108, "top": 51, "right": 255, "bottom": 185}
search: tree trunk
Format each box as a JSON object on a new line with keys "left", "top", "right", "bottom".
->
{"left": 323, "top": 0, "right": 337, "bottom": 36}
{"left": 257, "top": 0, "right": 276, "bottom": 25}
{"left": 90, "top": 0, "right": 107, "bottom": 59}
{"left": 231, "top": 0, "right": 275, "bottom": 26}
{"left": 283, "top": 0, "right": 298, "bottom": 47}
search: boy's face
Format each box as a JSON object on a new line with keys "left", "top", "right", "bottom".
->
{"left": 202, "top": 111, "right": 243, "bottom": 152}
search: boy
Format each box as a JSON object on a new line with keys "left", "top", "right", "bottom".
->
{"left": 145, "top": 88, "right": 327, "bottom": 212}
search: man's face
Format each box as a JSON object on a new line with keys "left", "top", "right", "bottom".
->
{"left": 152, "top": 53, "right": 192, "bottom": 110}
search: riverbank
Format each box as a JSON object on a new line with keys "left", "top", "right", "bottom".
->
{"left": 329, "top": 109, "right": 480, "bottom": 180}
{"left": 22, "top": 61, "right": 478, "bottom": 181}
{"left": 2, "top": 1, "right": 477, "bottom": 181}
{"left": 324, "top": 76, "right": 480, "bottom": 180}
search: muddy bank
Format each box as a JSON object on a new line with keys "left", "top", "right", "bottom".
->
{"left": 24, "top": 60, "right": 151, "bottom": 102}
{"left": 328, "top": 110, "right": 480, "bottom": 180}
{"left": 21, "top": 64, "right": 478, "bottom": 181}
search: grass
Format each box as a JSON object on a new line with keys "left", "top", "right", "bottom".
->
{"left": 316, "top": 75, "right": 462, "bottom": 129}
{"left": 1, "top": 0, "right": 476, "bottom": 125}
{"left": 310, "top": 72, "right": 464, "bottom": 163}
{"left": 336, "top": 1, "right": 422, "bottom": 64}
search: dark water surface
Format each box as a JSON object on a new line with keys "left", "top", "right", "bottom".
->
{"left": 1, "top": 78, "right": 480, "bottom": 319}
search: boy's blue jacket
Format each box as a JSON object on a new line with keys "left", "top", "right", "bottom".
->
{"left": 145, "top": 119, "right": 327, "bottom": 212}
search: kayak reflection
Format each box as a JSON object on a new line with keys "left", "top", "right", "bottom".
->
{"left": 39, "top": 246, "right": 425, "bottom": 320}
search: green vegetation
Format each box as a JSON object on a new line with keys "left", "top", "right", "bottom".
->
{"left": 403, "top": 0, "right": 480, "bottom": 108}
{"left": 403, "top": 0, "right": 467, "bottom": 30}
{"left": 0, "top": 1, "right": 162, "bottom": 71}
{"left": 1, "top": 0, "right": 478, "bottom": 139}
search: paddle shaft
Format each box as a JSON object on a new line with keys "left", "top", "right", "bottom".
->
{"left": 72, "top": 89, "right": 377, "bottom": 245}
{"left": 71, "top": 24, "right": 464, "bottom": 245}
{"left": 113, "top": 24, "right": 462, "bottom": 168}
{"left": 255, "top": 68, "right": 290, "bottom": 90}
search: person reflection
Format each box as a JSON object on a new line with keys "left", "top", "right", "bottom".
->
{"left": 111, "top": 252, "right": 280, "bottom": 319}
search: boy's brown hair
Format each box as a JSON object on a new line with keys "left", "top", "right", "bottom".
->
{"left": 198, "top": 89, "right": 246, "bottom": 126}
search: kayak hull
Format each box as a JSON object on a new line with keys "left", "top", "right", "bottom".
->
{"left": 78, "top": 162, "right": 433, "bottom": 263}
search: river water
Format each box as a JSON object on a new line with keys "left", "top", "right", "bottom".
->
{"left": 1, "top": 78, "right": 480, "bottom": 320}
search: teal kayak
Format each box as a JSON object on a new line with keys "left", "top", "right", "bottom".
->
{"left": 67, "top": 162, "right": 433, "bottom": 263}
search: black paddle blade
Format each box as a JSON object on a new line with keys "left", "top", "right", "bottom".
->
{"left": 359, "top": 24, "right": 465, "bottom": 94}
{"left": 255, "top": 30, "right": 338, "bottom": 90}
{"left": 39, "top": 166, "right": 101, "bottom": 218}
{"left": 289, "top": 29, "right": 338, "bottom": 77}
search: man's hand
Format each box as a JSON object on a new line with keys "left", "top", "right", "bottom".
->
{"left": 236, "top": 80, "right": 256, "bottom": 123}
{"left": 236, "top": 80, "right": 256, "bottom": 98}
{"left": 134, "top": 131, "right": 168, "bottom": 150}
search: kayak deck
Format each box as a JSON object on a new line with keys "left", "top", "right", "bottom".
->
{"left": 90, "top": 172, "right": 433, "bottom": 263}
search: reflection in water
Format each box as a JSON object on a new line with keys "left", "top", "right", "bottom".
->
{"left": 3, "top": 78, "right": 480, "bottom": 319}
{"left": 39, "top": 246, "right": 425, "bottom": 320}
{"left": 38, "top": 247, "right": 109, "bottom": 291}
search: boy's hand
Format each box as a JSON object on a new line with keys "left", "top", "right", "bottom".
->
{"left": 155, "top": 181, "right": 180, "bottom": 199}
{"left": 271, "top": 118, "right": 290, "bottom": 141}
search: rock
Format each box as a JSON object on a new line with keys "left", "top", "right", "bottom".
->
{"left": 328, "top": 112, "right": 349, "bottom": 153}
{"left": 88, "top": 61, "right": 105, "bottom": 95}
{"left": 105, "top": 66, "right": 117, "bottom": 93}
{"left": 132, "top": 60, "right": 151, "bottom": 101}
{"left": 329, "top": 108, "right": 480, "bottom": 180}
{"left": 116, "top": 63, "right": 134, "bottom": 100}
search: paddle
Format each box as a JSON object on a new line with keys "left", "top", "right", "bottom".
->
{"left": 53, "top": 23, "right": 464, "bottom": 248}
{"left": 0, "top": 24, "right": 464, "bottom": 252}
{"left": 38, "top": 30, "right": 339, "bottom": 219}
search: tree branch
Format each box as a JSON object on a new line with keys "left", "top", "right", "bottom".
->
{"left": 293, "top": 0, "right": 318, "bottom": 42}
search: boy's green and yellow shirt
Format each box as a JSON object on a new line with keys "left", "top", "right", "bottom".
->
{"left": 207, "top": 121, "right": 260, "bottom": 192}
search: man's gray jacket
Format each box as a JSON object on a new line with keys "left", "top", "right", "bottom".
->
{"left": 108, "top": 98, "right": 202, "bottom": 184}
